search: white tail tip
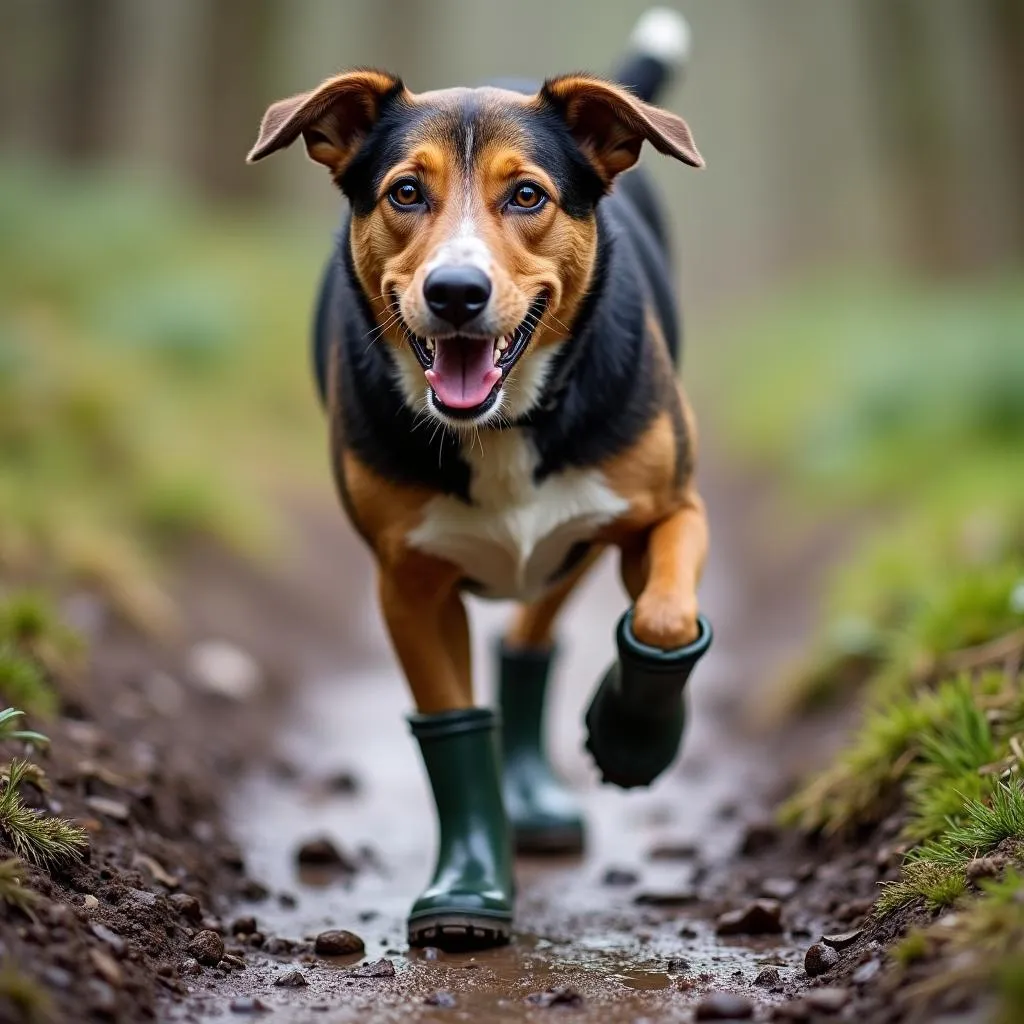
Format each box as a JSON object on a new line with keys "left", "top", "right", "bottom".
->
{"left": 630, "top": 7, "right": 692, "bottom": 68}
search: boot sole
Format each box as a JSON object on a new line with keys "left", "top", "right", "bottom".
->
{"left": 408, "top": 913, "right": 512, "bottom": 950}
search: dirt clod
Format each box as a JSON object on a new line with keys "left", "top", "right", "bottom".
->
{"left": 716, "top": 899, "right": 783, "bottom": 935}
{"left": 753, "top": 966, "right": 782, "bottom": 987}
{"left": 666, "top": 958, "right": 690, "bottom": 973}
{"left": 314, "top": 929, "right": 365, "bottom": 956}
{"left": 231, "top": 915, "right": 257, "bottom": 935}
{"left": 804, "top": 942, "right": 839, "bottom": 977}
{"left": 966, "top": 855, "right": 1006, "bottom": 881}
{"left": 274, "top": 968, "right": 308, "bottom": 987}
{"left": 695, "top": 991, "right": 754, "bottom": 1020}
{"left": 526, "top": 985, "right": 584, "bottom": 1008}
{"left": 171, "top": 893, "right": 203, "bottom": 923}
{"left": 188, "top": 929, "right": 226, "bottom": 966}
{"left": 180, "top": 958, "right": 201, "bottom": 976}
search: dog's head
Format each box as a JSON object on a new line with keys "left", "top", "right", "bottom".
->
{"left": 249, "top": 71, "right": 701, "bottom": 428}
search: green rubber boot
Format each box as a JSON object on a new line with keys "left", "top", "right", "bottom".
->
{"left": 585, "top": 610, "right": 713, "bottom": 789}
{"left": 498, "top": 642, "right": 585, "bottom": 855}
{"left": 407, "top": 708, "right": 514, "bottom": 949}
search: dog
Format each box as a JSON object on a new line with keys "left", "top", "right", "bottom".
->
{"left": 249, "top": 8, "right": 708, "bottom": 949}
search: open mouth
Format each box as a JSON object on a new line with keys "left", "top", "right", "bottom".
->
{"left": 402, "top": 293, "right": 548, "bottom": 418}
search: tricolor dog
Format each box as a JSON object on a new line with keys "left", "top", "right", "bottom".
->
{"left": 249, "top": 8, "right": 712, "bottom": 949}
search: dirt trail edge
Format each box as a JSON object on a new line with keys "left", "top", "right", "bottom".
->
{"left": 160, "top": 461, "right": 881, "bottom": 1024}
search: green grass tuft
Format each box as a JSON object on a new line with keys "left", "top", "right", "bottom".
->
{"left": 0, "top": 759, "right": 87, "bottom": 866}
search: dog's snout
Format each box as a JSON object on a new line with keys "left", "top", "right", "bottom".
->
{"left": 423, "top": 266, "right": 492, "bottom": 329}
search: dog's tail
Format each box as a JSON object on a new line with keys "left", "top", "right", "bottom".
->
{"left": 615, "top": 7, "right": 692, "bottom": 104}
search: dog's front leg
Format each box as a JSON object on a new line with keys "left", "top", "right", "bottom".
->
{"left": 377, "top": 551, "right": 471, "bottom": 713}
{"left": 585, "top": 489, "right": 712, "bottom": 789}
{"left": 379, "top": 548, "right": 515, "bottom": 948}
{"left": 626, "top": 490, "right": 708, "bottom": 649}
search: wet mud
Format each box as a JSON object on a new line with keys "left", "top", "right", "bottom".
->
{"left": 172, "top": 474, "right": 839, "bottom": 1023}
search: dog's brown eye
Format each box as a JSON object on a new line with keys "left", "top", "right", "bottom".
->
{"left": 389, "top": 180, "right": 424, "bottom": 208}
{"left": 510, "top": 183, "right": 546, "bottom": 210}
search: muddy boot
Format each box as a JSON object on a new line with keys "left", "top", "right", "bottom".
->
{"left": 498, "top": 642, "right": 585, "bottom": 855}
{"left": 407, "top": 707, "right": 514, "bottom": 949}
{"left": 585, "top": 610, "right": 712, "bottom": 789}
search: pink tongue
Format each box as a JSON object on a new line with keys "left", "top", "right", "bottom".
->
{"left": 425, "top": 338, "right": 501, "bottom": 410}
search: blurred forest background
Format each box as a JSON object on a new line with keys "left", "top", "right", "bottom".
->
{"left": 4, "top": 0, "right": 1024, "bottom": 297}
{"left": 0, "top": 0, "right": 1021, "bottom": 623}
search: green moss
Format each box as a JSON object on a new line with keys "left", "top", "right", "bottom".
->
{"left": 876, "top": 860, "right": 967, "bottom": 916}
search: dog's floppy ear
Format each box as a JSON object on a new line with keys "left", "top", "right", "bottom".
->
{"left": 247, "top": 69, "right": 402, "bottom": 174}
{"left": 541, "top": 74, "right": 703, "bottom": 184}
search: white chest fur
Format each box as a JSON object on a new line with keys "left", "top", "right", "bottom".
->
{"left": 407, "top": 430, "right": 628, "bottom": 601}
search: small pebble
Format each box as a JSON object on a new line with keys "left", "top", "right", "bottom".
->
{"left": 525, "top": 985, "right": 583, "bottom": 1008}
{"left": 425, "top": 991, "right": 457, "bottom": 1007}
{"left": 602, "top": 867, "right": 639, "bottom": 887}
{"left": 180, "top": 958, "right": 201, "bottom": 976}
{"left": 188, "top": 930, "right": 225, "bottom": 967}
{"left": 695, "top": 992, "right": 754, "bottom": 1020}
{"left": 170, "top": 894, "right": 202, "bottom": 923}
{"left": 274, "top": 969, "right": 308, "bottom": 987}
{"left": 295, "top": 836, "right": 357, "bottom": 870}
{"left": 716, "top": 899, "right": 783, "bottom": 936}
{"left": 85, "top": 796, "right": 130, "bottom": 822}
{"left": 753, "top": 966, "right": 781, "bottom": 987}
{"left": 89, "top": 923, "right": 126, "bottom": 955}
{"left": 821, "top": 928, "right": 863, "bottom": 951}
{"left": 230, "top": 996, "right": 270, "bottom": 1014}
{"left": 805, "top": 987, "right": 850, "bottom": 1013}
{"left": 852, "top": 959, "right": 881, "bottom": 984}
{"left": 314, "top": 929, "right": 365, "bottom": 956}
{"left": 231, "top": 916, "right": 257, "bottom": 935}
{"left": 188, "top": 639, "right": 263, "bottom": 701}
{"left": 760, "top": 877, "right": 798, "bottom": 901}
{"left": 804, "top": 942, "right": 839, "bottom": 977}
{"left": 666, "top": 958, "right": 690, "bottom": 974}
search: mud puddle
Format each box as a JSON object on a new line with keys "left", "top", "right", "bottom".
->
{"left": 177, "top": 483, "right": 819, "bottom": 1022}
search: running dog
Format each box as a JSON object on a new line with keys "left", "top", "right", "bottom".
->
{"left": 248, "top": 8, "right": 711, "bottom": 949}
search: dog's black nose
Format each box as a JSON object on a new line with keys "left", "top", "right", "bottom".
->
{"left": 423, "top": 266, "right": 492, "bottom": 328}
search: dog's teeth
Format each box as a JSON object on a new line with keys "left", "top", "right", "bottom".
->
{"left": 425, "top": 338, "right": 435, "bottom": 354}
{"left": 496, "top": 337, "right": 509, "bottom": 352}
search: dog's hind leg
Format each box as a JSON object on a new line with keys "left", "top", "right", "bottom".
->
{"left": 497, "top": 546, "right": 604, "bottom": 854}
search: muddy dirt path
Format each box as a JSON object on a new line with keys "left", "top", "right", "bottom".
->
{"left": 172, "top": 468, "right": 839, "bottom": 1023}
